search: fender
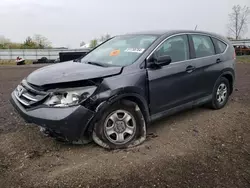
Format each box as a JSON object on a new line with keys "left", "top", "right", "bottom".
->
{"left": 108, "top": 92, "right": 150, "bottom": 121}
{"left": 212, "top": 69, "right": 235, "bottom": 96}
{"left": 221, "top": 69, "right": 235, "bottom": 93}
{"left": 83, "top": 92, "right": 150, "bottom": 136}
{"left": 221, "top": 69, "right": 235, "bottom": 80}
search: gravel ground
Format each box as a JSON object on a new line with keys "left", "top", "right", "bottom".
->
{"left": 0, "top": 63, "right": 249, "bottom": 188}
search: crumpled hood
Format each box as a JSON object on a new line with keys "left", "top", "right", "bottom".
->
{"left": 26, "top": 61, "right": 122, "bottom": 86}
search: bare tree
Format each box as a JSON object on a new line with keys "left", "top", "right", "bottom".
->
{"left": 0, "top": 36, "right": 11, "bottom": 49}
{"left": 32, "top": 34, "right": 52, "bottom": 48}
{"left": 80, "top": 41, "right": 86, "bottom": 47}
{"left": 99, "top": 34, "right": 111, "bottom": 43}
{"left": 228, "top": 5, "right": 250, "bottom": 39}
{"left": 0, "top": 35, "right": 10, "bottom": 44}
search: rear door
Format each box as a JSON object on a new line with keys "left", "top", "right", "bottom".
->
{"left": 147, "top": 34, "right": 199, "bottom": 115}
{"left": 188, "top": 34, "right": 224, "bottom": 97}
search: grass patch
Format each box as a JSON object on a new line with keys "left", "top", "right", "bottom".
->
{"left": 237, "top": 55, "right": 250, "bottom": 63}
{"left": 0, "top": 60, "right": 33, "bottom": 65}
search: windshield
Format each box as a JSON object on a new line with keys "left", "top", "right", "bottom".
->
{"left": 81, "top": 35, "right": 158, "bottom": 67}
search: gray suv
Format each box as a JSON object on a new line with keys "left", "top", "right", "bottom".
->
{"left": 10, "top": 30, "right": 236, "bottom": 149}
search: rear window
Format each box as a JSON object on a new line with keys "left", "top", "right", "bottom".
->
{"left": 213, "top": 38, "right": 227, "bottom": 54}
{"left": 191, "top": 35, "right": 215, "bottom": 58}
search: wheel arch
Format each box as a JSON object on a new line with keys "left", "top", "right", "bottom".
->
{"left": 85, "top": 93, "right": 150, "bottom": 135}
{"left": 220, "top": 71, "right": 235, "bottom": 95}
{"left": 118, "top": 95, "right": 150, "bottom": 123}
{"left": 101, "top": 93, "right": 150, "bottom": 124}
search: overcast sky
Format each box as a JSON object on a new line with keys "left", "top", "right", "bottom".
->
{"left": 0, "top": 0, "right": 249, "bottom": 48}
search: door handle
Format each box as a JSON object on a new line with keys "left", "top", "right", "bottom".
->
{"left": 216, "top": 58, "right": 222, "bottom": 63}
{"left": 186, "top": 65, "right": 196, "bottom": 73}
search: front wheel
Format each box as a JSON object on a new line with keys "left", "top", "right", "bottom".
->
{"left": 92, "top": 100, "right": 146, "bottom": 149}
{"left": 209, "top": 77, "right": 230, "bottom": 109}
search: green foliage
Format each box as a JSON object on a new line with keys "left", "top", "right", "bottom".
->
{"left": 0, "top": 34, "right": 52, "bottom": 49}
{"left": 89, "top": 39, "right": 98, "bottom": 48}
{"left": 237, "top": 55, "right": 250, "bottom": 63}
{"left": 21, "top": 36, "right": 37, "bottom": 49}
{"left": 0, "top": 44, "right": 7, "bottom": 49}
{"left": 0, "top": 41, "right": 23, "bottom": 49}
{"left": 88, "top": 34, "right": 111, "bottom": 48}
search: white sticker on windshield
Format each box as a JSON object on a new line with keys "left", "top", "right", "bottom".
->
{"left": 124, "top": 48, "right": 145, "bottom": 53}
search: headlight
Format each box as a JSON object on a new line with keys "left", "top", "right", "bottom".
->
{"left": 45, "top": 86, "right": 97, "bottom": 107}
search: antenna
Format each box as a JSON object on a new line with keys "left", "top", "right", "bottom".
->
{"left": 194, "top": 25, "right": 198, "bottom": 30}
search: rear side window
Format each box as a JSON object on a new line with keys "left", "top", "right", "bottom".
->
{"left": 213, "top": 38, "right": 227, "bottom": 54}
{"left": 191, "top": 35, "right": 215, "bottom": 58}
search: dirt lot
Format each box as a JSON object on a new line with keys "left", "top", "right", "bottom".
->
{"left": 0, "top": 63, "right": 250, "bottom": 188}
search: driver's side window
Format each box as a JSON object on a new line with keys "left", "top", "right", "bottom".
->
{"left": 155, "top": 35, "right": 190, "bottom": 63}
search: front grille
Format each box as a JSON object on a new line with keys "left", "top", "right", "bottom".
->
{"left": 14, "top": 80, "right": 48, "bottom": 108}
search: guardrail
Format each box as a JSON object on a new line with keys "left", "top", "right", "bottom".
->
{"left": 230, "top": 39, "right": 250, "bottom": 45}
{"left": 0, "top": 48, "right": 90, "bottom": 60}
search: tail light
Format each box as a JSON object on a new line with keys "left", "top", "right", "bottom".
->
{"left": 233, "top": 50, "right": 236, "bottom": 59}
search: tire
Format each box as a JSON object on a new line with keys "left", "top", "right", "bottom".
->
{"left": 92, "top": 100, "right": 146, "bottom": 149}
{"left": 209, "top": 77, "right": 230, "bottom": 110}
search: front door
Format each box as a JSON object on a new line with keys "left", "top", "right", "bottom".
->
{"left": 147, "top": 34, "right": 200, "bottom": 115}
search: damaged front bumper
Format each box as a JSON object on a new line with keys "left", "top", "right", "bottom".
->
{"left": 10, "top": 92, "right": 95, "bottom": 141}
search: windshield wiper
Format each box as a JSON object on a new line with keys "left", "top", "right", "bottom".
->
{"left": 87, "top": 61, "right": 106, "bottom": 67}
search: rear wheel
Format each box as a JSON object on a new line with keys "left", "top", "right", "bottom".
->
{"left": 209, "top": 77, "right": 230, "bottom": 109}
{"left": 92, "top": 100, "right": 146, "bottom": 149}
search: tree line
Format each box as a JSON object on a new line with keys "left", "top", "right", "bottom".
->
{"left": 80, "top": 34, "right": 111, "bottom": 48}
{"left": 0, "top": 34, "right": 51, "bottom": 49}
{"left": 0, "top": 4, "right": 249, "bottom": 50}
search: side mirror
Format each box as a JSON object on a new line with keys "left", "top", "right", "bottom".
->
{"left": 155, "top": 55, "right": 172, "bottom": 66}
